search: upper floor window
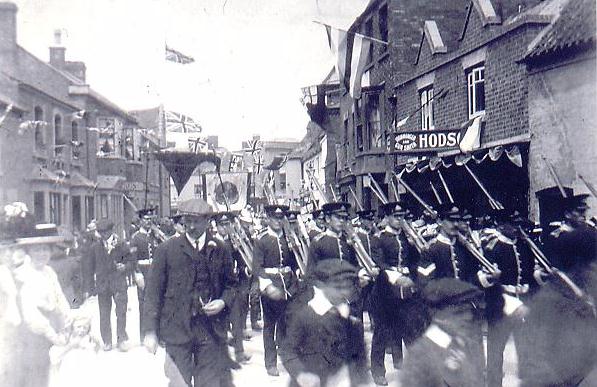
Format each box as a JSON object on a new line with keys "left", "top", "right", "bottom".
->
{"left": 366, "top": 93, "right": 382, "bottom": 149}
{"left": 54, "top": 114, "right": 63, "bottom": 156}
{"left": 365, "top": 19, "right": 374, "bottom": 63}
{"left": 467, "top": 65, "right": 485, "bottom": 118}
{"left": 379, "top": 5, "right": 388, "bottom": 49}
{"left": 356, "top": 124, "right": 364, "bottom": 153}
{"left": 420, "top": 87, "right": 434, "bottom": 130}
{"left": 71, "top": 121, "right": 78, "bottom": 141}
{"left": 34, "top": 106, "right": 44, "bottom": 148}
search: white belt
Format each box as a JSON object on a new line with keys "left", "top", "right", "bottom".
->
{"left": 264, "top": 266, "right": 292, "bottom": 275}
{"left": 389, "top": 266, "right": 410, "bottom": 275}
{"left": 502, "top": 284, "right": 529, "bottom": 295}
{"left": 138, "top": 259, "right": 152, "bottom": 266}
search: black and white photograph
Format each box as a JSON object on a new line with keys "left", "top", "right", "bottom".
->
{"left": 0, "top": 0, "right": 596, "bottom": 386}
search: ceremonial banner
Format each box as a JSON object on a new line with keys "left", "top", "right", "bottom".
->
{"left": 202, "top": 172, "right": 250, "bottom": 211}
{"left": 387, "top": 129, "right": 462, "bottom": 155}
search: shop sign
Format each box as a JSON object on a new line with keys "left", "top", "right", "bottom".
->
{"left": 387, "top": 129, "right": 461, "bottom": 154}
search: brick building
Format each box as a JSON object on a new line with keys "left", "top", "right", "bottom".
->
{"left": 334, "top": 0, "right": 580, "bottom": 219}
{"left": 0, "top": 2, "right": 169, "bottom": 237}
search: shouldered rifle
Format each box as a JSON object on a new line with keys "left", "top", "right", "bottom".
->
{"left": 281, "top": 216, "right": 308, "bottom": 276}
{"left": 342, "top": 223, "right": 379, "bottom": 277}
{"left": 227, "top": 220, "right": 254, "bottom": 274}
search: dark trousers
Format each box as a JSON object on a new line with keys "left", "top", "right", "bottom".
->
{"left": 371, "top": 321, "right": 403, "bottom": 378}
{"left": 261, "top": 296, "right": 287, "bottom": 368}
{"left": 249, "top": 279, "right": 261, "bottom": 325}
{"left": 137, "top": 285, "right": 146, "bottom": 340}
{"left": 231, "top": 277, "right": 250, "bottom": 354}
{"left": 165, "top": 337, "right": 234, "bottom": 387}
{"left": 98, "top": 289, "right": 128, "bottom": 345}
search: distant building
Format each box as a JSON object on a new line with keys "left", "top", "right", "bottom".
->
{"left": 0, "top": 3, "right": 168, "bottom": 236}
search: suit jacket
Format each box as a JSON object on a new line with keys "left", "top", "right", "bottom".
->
{"left": 144, "top": 234, "right": 237, "bottom": 345}
{"left": 279, "top": 286, "right": 368, "bottom": 387}
{"left": 88, "top": 238, "right": 131, "bottom": 294}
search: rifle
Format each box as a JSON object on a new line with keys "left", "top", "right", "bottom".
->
{"left": 464, "top": 164, "right": 504, "bottom": 210}
{"left": 342, "top": 222, "right": 379, "bottom": 277}
{"left": 388, "top": 175, "right": 429, "bottom": 252}
{"left": 281, "top": 216, "right": 308, "bottom": 276}
{"left": 227, "top": 219, "right": 254, "bottom": 274}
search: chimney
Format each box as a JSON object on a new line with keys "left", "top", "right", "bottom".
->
{"left": 49, "top": 29, "right": 66, "bottom": 68}
{"left": 0, "top": 2, "right": 17, "bottom": 52}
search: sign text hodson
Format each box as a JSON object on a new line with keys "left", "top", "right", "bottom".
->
{"left": 387, "top": 129, "right": 461, "bottom": 154}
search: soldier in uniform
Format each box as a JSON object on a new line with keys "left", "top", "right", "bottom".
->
{"left": 279, "top": 259, "right": 369, "bottom": 387}
{"left": 213, "top": 211, "right": 252, "bottom": 364}
{"left": 130, "top": 207, "right": 160, "bottom": 341}
{"left": 478, "top": 209, "right": 540, "bottom": 387}
{"left": 87, "top": 219, "right": 133, "bottom": 351}
{"left": 308, "top": 209, "right": 326, "bottom": 241}
{"left": 143, "top": 198, "right": 237, "bottom": 387}
{"left": 253, "top": 204, "right": 300, "bottom": 376}
{"left": 517, "top": 191, "right": 597, "bottom": 387}
{"left": 355, "top": 209, "right": 376, "bottom": 255}
{"left": 369, "top": 201, "right": 422, "bottom": 386}
{"left": 400, "top": 278, "right": 486, "bottom": 387}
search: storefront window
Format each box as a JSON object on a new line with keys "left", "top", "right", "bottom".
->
{"left": 366, "top": 93, "right": 382, "bottom": 149}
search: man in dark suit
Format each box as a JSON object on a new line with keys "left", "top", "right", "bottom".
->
{"left": 253, "top": 204, "right": 300, "bottom": 376}
{"left": 88, "top": 218, "right": 132, "bottom": 351}
{"left": 143, "top": 198, "right": 237, "bottom": 387}
{"left": 279, "top": 259, "right": 369, "bottom": 387}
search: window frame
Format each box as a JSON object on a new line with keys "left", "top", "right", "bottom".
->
{"left": 365, "top": 92, "right": 382, "bottom": 149}
{"left": 467, "top": 64, "right": 486, "bottom": 119}
{"left": 379, "top": 4, "right": 388, "bottom": 50}
{"left": 420, "top": 86, "right": 435, "bottom": 130}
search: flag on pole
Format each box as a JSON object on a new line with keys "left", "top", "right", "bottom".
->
{"left": 165, "top": 110, "right": 202, "bottom": 133}
{"left": 188, "top": 136, "right": 208, "bottom": 153}
{"left": 459, "top": 115, "right": 483, "bottom": 153}
{"left": 325, "top": 25, "right": 349, "bottom": 90}
{"left": 243, "top": 139, "right": 263, "bottom": 155}
{"left": 253, "top": 153, "right": 264, "bottom": 174}
{"left": 165, "top": 45, "right": 195, "bottom": 64}
{"left": 349, "top": 35, "right": 371, "bottom": 99}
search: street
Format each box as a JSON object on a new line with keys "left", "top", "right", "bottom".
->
{"left": 54, "top": 286, "right": 520, "bottom": 387}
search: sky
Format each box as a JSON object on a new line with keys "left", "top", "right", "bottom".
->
{"left": 12, "top": 0, "right": 370, "bottom": 150}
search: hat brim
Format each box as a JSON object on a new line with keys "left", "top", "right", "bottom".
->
{"left": 16, "top": 235, "right": 65, "bottom": 246}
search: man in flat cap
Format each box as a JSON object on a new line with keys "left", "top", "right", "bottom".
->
{"left": 144, "top": 198, "right": 237, "bottom": 387}
{"left": 279, "top": 259, "right": 369, "bottom": 387}
{"left": 400, "top": 278, "right": 485, "bottom": 387}
{"left": 253, "top": 204, "right": 300, "bottom": 376}
{"left": 87, "top": 218, "right": 132, "bottom": 352}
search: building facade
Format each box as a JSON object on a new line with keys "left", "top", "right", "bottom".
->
{"left": 0, "top": 2, "right": 169, "bottom": 237}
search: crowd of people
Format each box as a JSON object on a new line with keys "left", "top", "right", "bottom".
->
{"left": 1, "top": 183, "right": 596, "bottom": 387}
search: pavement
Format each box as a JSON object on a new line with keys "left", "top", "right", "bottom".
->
{"left": 54, "top": 286, "right": 520, "bottom": 386}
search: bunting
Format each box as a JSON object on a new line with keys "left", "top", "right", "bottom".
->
{"left": 165, "top": 45, "right": 195, "bottom": 64}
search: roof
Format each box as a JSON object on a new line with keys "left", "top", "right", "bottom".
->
{"left": 129, "top": 106, "right": 161, "bottom": 129}
{"left": 70, "top": 171, "right": 95, "bottom": 188}
{"left": 526, "top": 0, "right": 596, "bottom": 59}
{"left": 289, "top": 120, "right": 325, "bottom": 160}
{"left": 96, "top": 175, "right": 126, "bottom": 191}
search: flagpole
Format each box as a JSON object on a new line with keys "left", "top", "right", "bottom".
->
{"left": 312, "top": 20, "right": 389, "bottom": 45}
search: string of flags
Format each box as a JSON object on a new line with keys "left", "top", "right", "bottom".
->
{"left": 165, "top": 44, "right": 195, "bottom": 64}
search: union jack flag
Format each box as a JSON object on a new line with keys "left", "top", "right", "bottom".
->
{"left": 165, "top": 45, "right": 195, "bottom": 64}
{"left": 188, "top": 136, "right": 208, "bottom": 153}
{"left": 243, "top": 139, "right": 263, "bottom": 155}
{"left": 228, "top": 153, "right": 243, "bottom": 172}
{"left": 165, "top": 110, "right": 202, "bottom": 133}
{"left": 253, "top": 153, "right": 264, "bottom": 174}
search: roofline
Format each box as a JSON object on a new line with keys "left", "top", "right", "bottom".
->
{"left": 347, "top": 0, "right": 385, "bottom": 33}
{"left": 69, "top": 85, "right": 138, "bottom": 124}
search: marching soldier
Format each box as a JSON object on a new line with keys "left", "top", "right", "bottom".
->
{"left": 355, "top": 209, "right": 376, "bottom": 254}
{"left": 130, "top": 208, "right": 160, "bottom": 340}
{"left": 369, "top": 201, "right": 423, "bottom": 386}
{"left": 478, "top": 209, "right": 539, "bottom": 387}
{"left": 238, "top": 209, "right": 262, "bottom": 331}
{"left": 517, "top": 191, "right": 597, "bottom": 387}
{"left": 279, "top": 259, "right": 369, "bottom": 387}
{"left": 143, "top": 198, "right": 237, "bottom": 387}
{"left": 213, "top": 211, "right": 252, "bottom": 364}
{"left": 253, "top": 204, "right": 300, "bottom": 376}
{"left": 308, "top": 209, "right": 326, "bottom": 241}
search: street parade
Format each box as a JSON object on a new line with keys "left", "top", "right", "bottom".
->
{"left": 0, "top": 0, "right": 596, "bottom": 386}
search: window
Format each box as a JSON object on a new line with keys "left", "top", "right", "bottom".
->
{"left": 72, "top": 195, "right": 81, "bottom": 230}
{"left": 420, "top": 87, "right": 434, "bottom": 130}
{"left": 85, "top": 196, "right": 95, "bottom": 225}
{"left": 343, "top": 118, "right": 349, "bottom": 165}
{"left": 366, "top": 93, "right": 382, "bottom": 148}
{"left": 49, "top": 192, "right": 62, "bottom": 225}
{"left": 365, "top": 19, "right": 374, "bottom": 63}
{"left": 99, "top": 194, "right": 108, "bottom": 219}
{"left": 71, "top": 122, "right": 80, "bottom": 159}
{"left": 356, "top": 124, "right": 364, "bottom": 152}
{"left": 54, "top": 114, "right": 63, "bottom": 156}
{"left": 467, "top": 65, "right": 485, "bottom": 118}
{"left": 279, "top": 172, "right": 287, "bottom": 191}
{"left": 33, "top": 192, "right": 45, "bottom": 222}
{"left": 34, "top": 107, "right": 44, "bottom": 148}
{"left": 379, "top": 5, "right": 388, "bottom": 49}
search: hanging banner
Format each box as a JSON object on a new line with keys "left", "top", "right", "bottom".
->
{"left": 387, "top": 129, "right": 462, "bottom": 154}
{"left": 202, "top": 172, "right": 250, "bottom": 211}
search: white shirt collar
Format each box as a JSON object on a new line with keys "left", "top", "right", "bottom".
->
{"left": 324, "top": 229, "right": 341, "bottom": 238}
{"left": 383, "top": 225, "right": 400, "bottom": 235}
{"left": 267, "top": 227, "right": 283, "bottom": 238}
{"left": 308, "top": 286, "right": 350, "bottom": 318}
{"left": 186, "top": 233, "right": 206, "bottom": 250}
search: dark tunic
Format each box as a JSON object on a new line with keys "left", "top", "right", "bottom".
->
{"left": 420, "top": 235, "right": 479, "bottom": 285}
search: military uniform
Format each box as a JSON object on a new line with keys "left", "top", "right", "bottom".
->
{"left": 308, "top": 230, "right": 359, "bottom": 269}
{"left": 253, "top": 209, "right": 299, "bottom": 372}
{"left": 130, "top": 226, "right": 158, "bottom": 339}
